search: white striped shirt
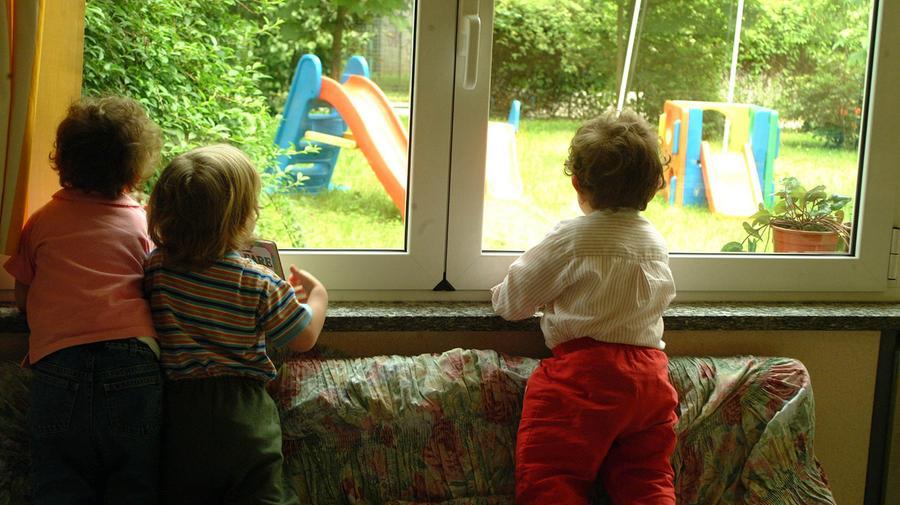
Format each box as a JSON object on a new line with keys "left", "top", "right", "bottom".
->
{"left": 491, "top": 209, "right": 675, "bottom": 350}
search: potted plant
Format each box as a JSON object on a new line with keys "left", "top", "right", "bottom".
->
{"left": 722, "top": 177, "right": 852, "bottom": 253}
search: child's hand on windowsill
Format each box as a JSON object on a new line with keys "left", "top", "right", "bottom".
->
{"left": 288, "top": 266, "right": 320, "bottom": 304}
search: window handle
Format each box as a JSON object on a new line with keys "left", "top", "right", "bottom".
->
{"left": 460, "top": 14, "right": 481, "bottom": 90}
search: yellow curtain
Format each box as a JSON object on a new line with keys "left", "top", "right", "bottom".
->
{"left": 0, "top": 0, "right": 44, "bottom": 255}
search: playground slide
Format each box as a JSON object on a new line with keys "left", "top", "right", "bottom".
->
{"left": 318, "top": 74, "right": 408, "bottom": 219}
{"left": 485, "top": 122, "right": 524, "bottom": 200}
{"left": 700, "top": 141, "right": 763, "bottom": 217}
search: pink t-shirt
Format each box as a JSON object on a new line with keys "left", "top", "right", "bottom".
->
{"left": 4, "top": 188, "right": 157, "bottom": 364}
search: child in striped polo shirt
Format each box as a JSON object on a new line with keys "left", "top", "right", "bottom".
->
{"left": 492, "top": 110, "right": 678, "bottom": 505}
{"left": 144, "top": 144, "right": 327, "bottom": 504}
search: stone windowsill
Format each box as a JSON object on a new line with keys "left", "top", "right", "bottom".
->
{"left": 4, "top": 302, "right": 900, "bottom": 334}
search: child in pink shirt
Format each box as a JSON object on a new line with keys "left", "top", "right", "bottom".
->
{"left": 4, "top": 96, "right": 163, "bottom": 504}
{"left": 492, "top": 110, "right": 678, "bottom": 504}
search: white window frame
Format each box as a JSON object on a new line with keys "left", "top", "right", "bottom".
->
{"left": 445, "top": 0, "right": 898, "bottom": 294}
{"left": 4, "top": 0, "right": 897, "bottom": 300}
{"left": 278, "top": 1, "right": 456, "bottom": 291}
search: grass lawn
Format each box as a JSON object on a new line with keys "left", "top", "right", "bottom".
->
{"left": 258, "top": 117, "right": 859, "bottom": 253}
{"left": 487, "top": 120, "right": 859, "bottom": 253}
{"left": 256, "top": 146, "right": 405, "bottom": 249}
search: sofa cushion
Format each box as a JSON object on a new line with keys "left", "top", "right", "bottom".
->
{"left": 0, "top": 349, "right": 836, "bottom": 504}
{"left": 269, "top": 349, "right": 533, "bottom": 504}
{"left": 269, "top": 349, "right": 835, "bottom": 504}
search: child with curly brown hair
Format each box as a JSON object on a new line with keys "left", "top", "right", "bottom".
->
{"left": 4, "top": 96, "right": 164, "bottom": 504}
{"left": 492, "top": 109, "right": 678, "bottom": 505}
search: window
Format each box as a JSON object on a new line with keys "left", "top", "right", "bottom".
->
{"left": 446, "top": 0, "right": 896, "bottom": 293}
{"left": 259, "top": 1, "right": 457, "bottom": 290}
{"left": 66, "top": 0, "right": 899, "bottom": 297}
{"left": 81, "top": 0, "right": 456, "bottom": 291}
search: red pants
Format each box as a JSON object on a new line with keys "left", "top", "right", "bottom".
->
{"left": 516, "top": 338, "right": 678, "bottom": 505}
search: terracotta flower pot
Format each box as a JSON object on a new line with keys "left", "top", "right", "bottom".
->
{"left": 772, "top": 224, "right": 840, "bottom": 253}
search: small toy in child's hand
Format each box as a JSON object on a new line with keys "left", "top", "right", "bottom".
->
{"left": 240, "top": 239, "right": 284, "bottom": 278}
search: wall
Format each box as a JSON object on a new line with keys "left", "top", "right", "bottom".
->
{"left": 321, "top": 329, "right": 881, "bottom": 505}
{"left": 886, "top": 350, "right": 900, "bottom": 503}
{"left": 666, "top": 330, "right": 880, "bottom": 505}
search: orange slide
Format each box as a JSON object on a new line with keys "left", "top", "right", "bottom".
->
{"left": 318, "top": 75, "right": 409, "bottom": 219}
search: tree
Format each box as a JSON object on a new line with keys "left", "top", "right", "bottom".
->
{"left": 782, "top": 0, "right": 869, "bottom": 148}
{"left": 491, "top": 0, "right": 746, "bottom": 120}
{"left": 248, "top": 0, "right": 409, "bottom": 111}
{"left": 491, "top": 0, "right": 615, "bottom": 118}
{"left": 625, "top": 0, "right": 759, "bottom": 120}
{"left": 490, "top": 0, "right": 872, "bottom": 150}
{"left": 83, "top": 0, "right": 309, "bottom": 244}
{"left": 739, "top": 0, "right": 871, "bottom": 148}
{"left": 313, "top": 0, "right": 408, "bottom": 79}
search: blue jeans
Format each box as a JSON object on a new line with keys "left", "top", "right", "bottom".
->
{"left": 29, "top": 338, "right": 162, "bottom": 505}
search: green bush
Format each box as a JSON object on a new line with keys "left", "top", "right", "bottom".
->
{"left": 626, "top": 0, "right": 771, "bottom": 120}
{"left": 83, "top": 0, "right": 306, "bottom": 244}
{"left": 83, "top": 0, "right": 281, "bottom": 163}
{"left": 490, "top": 0, "right": 758, "bottom": 121}
{"left": 491, "top": 0, "right": 870, "bottom": 149}
{"left": 778, "top": 0, "right": 869, "bottom": 149}
{"left": 491, "top": 0, "right": 614, "bottom": 118}
{"left": 731, "top": 0, "right": 869, "bottom": 149}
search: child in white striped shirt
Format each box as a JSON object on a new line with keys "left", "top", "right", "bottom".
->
{"left": 492, "top": 109, "right": 678, "bottom": 505}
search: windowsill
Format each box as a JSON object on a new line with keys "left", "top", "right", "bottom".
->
{"left": 324, "top": 301, "right": 900, "bottom": 332}
{"left": 4, "top": 302, "right": 900, "bottom": 334}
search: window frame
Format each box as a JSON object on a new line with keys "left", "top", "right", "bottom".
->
{"left": 444, "top": 0, "right": 898, "bottom": 295}
{"left": 276, "top": 0, "right": 456, "bottom": 292}
{"left": 4, "top": 0, "right": 899, "bottom": 301}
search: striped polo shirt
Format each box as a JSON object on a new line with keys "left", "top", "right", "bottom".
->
{"left": 144, "top": 250, "right": 311, "bottom": 381}
{"left": 491, "top": 209, "right": 675, "bottom": 350}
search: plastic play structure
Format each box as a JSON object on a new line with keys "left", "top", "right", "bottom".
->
{"left": 274, "top": 54, "right": 409, "bottom": 219}
{"left": 485, "top": 100, "right": 523, "bottom": 201}
{"left": 659, "top": 100, "right": 780, "bottom": 217}
{"left": 274, "top": 54, "right": 525, "bottom": 221}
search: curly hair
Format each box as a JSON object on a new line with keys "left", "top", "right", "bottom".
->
{"left": 148, "top": 144, "right": 260, "bottom": 271}
{"left": 564, "top": 109, "right": 666, "bottom": 211}
{"left": 51, "top": 96, "right": 162, "bottom": 198}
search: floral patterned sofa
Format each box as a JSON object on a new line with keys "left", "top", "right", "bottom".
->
{"left": 1, "top": 349, "right": 835, "bottom": 504}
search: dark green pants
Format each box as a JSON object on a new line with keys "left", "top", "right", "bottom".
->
{"left": 160, "top": 376, "right": 297, "bottom": 505}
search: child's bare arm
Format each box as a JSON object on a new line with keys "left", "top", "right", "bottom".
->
{"left": 286, "top": 266, "right": 328, "bottom": 352}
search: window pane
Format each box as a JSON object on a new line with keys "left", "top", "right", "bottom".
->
{"left": 82, "top": 0, "right": 415, "bottom": 250}
{"left": 482, "top": 0, "right": 872, "bottom": 256}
